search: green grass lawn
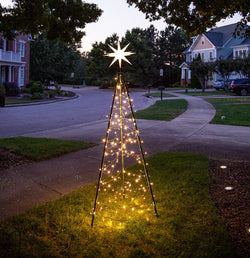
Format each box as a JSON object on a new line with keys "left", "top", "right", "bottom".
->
{"left": 5, "top": 98, "right": 42, "bottom": 105}
{"left": 205, "top": 98, "right": 250, "bottom": 126}
{"left": 5, "top": 89, "right": 75, "bottom": 105}
{"left": 0, "top": 152, "right": 235, "bottom": 257}
{"left": 180, "top": 90, "right": 233, "bottom": 96}
{"left": 0, "top": 137, "right": 96, "bottom": 161}
{"left": 133, "top": 99, "right": 188, "bottom": 121}
{"left": 144, "top": 92, "right": 175, "bottom": 98}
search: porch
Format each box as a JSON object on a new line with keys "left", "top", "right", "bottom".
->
{"left": 0, "top": 49, "right": 24, "bottom": 88}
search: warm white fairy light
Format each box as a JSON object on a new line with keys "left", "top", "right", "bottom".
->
{"left": 91, "top": 43, "right": 158, "bottom": 228}
{"left": 90, "top": 80, "right": 158, "bottom": 227}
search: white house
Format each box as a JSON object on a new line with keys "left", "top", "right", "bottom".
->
{"left": 179, "top": 23, "right": 250, "bottom": 87}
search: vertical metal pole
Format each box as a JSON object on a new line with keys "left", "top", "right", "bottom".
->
{"left": 91, "top": 84, "right": 118, "bottom": 227}
{"left": 118, "top": 73, "right": 125, "bottom": 199}
{"left": 124, "top": 85, "right": 159, "bottom": 217}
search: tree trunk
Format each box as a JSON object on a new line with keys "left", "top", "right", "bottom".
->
{"left": 198, "top": 77, "right": 205, "bottom": 92}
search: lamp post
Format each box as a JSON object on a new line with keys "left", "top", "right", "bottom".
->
{"left": 158, "top": 85, "right": 165, "bottom": 100}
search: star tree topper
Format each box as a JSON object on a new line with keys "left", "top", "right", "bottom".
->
{"left": 106, "top": 41, "right": 134, "bottom": 68}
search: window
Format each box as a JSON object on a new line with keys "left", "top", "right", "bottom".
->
{"left": 0, "top": 39, "right": 7, "bottom": 50}
{"left": 210, "top": 52, "right": 213, "bottom": 60}
{"left": 201, "top": 53, "right": 204, "bottom": 61}
{"left": 201, "top": 37, "right": 205, "bottom": 45}
{"left": 0, "top": 39, "right": 3, "bottom": 49}
{"left": 18, "top": 42, "right": 25, "bottom": 57}
{"left": 235, "top": 51, "right": 238, "bottom": 58}
{"left": 243, "top": 50, "right": 246, "bottom": 58}
{"left": 3, "top": 39, "right": 6, "bottom": 50}
{"left": 14, "top": 39, "right": 17, "bottom": 52}
{"left": 19, "top": 67, "right": 24, "bottom": 86}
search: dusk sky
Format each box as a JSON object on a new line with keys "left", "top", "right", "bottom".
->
{"left": 2, "top": 0, "right": 243, "bottom": 52}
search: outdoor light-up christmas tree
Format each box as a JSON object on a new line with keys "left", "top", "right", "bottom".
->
{"left": 91, "top": 41, "right": 158, "bottom": 227}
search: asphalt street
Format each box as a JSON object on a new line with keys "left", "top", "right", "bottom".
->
{"left": 0, "top": 87, "right": 153, "bottom": 138}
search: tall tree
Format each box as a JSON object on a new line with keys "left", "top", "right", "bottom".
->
{"left": 30, "top": 34, "right": 81, "bottom": 82}
{"left": 158, "top": 26, "right": 190, "bottom": 67}
{"left": 189, "top": 58, "right": 215, "bottom": 92}
{"left": 85, "top": 25, "right": 190, "bottom": 87}
{"left": 122, "top": 28, "right": 155, "bottom": 86}
{"left": 126, "top": 0, "right": 250, "bottom": 37}
{"left": 85, "top": 34, "right": 119, "bottom": 81}
{"left": 0, "top": 0, "right": 102, "bottom": 44}
{"left": 156, "top": 26, "right": 190, "bottom": 84}
{"left": 215, "top": 58, "right": 238, "bottom": 87}
{"left": 237, "top": 55, "right": 250, "bottom": 78}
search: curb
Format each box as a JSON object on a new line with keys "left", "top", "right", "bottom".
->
{"left": 4, "top": 94, "right": 79, "bottom": 108}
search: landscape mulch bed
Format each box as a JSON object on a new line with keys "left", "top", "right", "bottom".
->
{"left": 209, "top": 159, "right": 250, "bottom": 258}
{"left": 0, "top": 148, "right": 249, "bottom": 257}
{"left": 0, "top": 148, "right": 31, "bottom": 170}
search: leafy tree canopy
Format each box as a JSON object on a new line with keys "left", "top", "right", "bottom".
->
{"left": 0, "top": 0, "right": 102, "bottom": 44}
{"left": 126, "top": 0, "right": 250, "bottom": 36}
{"left": 30, "top": 33, "right": 81, "bottom": 82}
{"left": 85, "top": 25, "right": 190, "bottom": 87}
{"left": 214, "top": 58, "right": 238, "bottom": 83}
{"left": 189, "top": 56, "right": 215, "bottom": 92}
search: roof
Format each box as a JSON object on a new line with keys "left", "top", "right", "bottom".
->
{"left": 183, "top": 36, "right": 199, "bottom": 53}
{"left": 179, "top": 62, "right": 191, "bottom": 69}
{"left": 231, "top": 36, "right": 250, "bottom": 48}
{"left": 238, "top": 37, "right": 250, "bottom": 45}
{"left": 183, "top": 23, "right": 250, "bottom": 54}
{"left": 205, "top": 23, "right": 239, "bottom": 47}
{"left": 205, "top": 32, "right": 223, "bottom": 47}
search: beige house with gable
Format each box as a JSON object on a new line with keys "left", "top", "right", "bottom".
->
{"left": 180, "top": 23, "right": 250, "bottom": 87}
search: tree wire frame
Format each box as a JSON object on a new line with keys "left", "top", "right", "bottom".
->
{"left": 91, "top": 73, "right": 158, "bottom": 227}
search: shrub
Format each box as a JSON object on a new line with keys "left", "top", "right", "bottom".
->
{"left": 3, "top": 82, "right": 20, "bottom": 96}
{"left": 190, "top": 73, "right": 202, "bottom": 89}
{"left": 22, "top": 93, "right": 30, "bottom": 99}
{"left": 173, "top": 81, "right": 181, "bottom": 87}
{"left": 30, "top": 81, "right": 44, "bottom": 94}
{"left": 54, "top": 83, "right": 61, "bottom": 94}
{"left": 47, "top": 90, "right": 55, "bottom": 98}
{"left": 92, "top": 79, "right": 103, "bottom": 86}
{"left": 31, "top": 92, "right": 44, "bottom": 99}
{"left": 99, "top": 82, "right": 110, "bottom": 89}
{"left": 0, "top": 84, "right": 6, "bottom": 107}
{"left": 25, "top": 81, "right": 33, "bottom": 88}
{"left": 0, "top": 84, "right": 6, "bottom": 96}
{"left": 22, "top": 87, "right": 31, "bottom": 94}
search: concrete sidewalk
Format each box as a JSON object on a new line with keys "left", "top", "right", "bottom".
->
{"left": 1, "top": 92, "right": 250, "bottom": 221}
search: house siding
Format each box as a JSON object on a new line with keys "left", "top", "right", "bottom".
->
{"left": 180, "top": 23, "right": 250, "bottom": 87}
{"left": 189, "top": 35, "right": 216, "bottom": 62}
{"left": 0, "top": 33, "right": 30, "bottom": 87}
{"left": 193, "top": 35, "right": 214, "bottom": 50}
{"left": 218, "top": 37, "right": 244, "bottom": 59}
